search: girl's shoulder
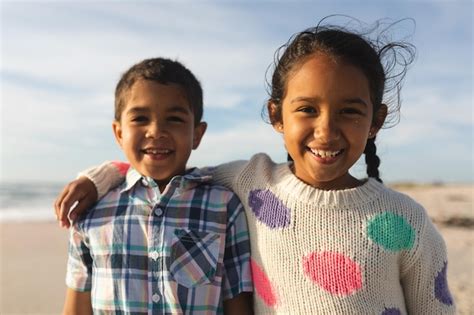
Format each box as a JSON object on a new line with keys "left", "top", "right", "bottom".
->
{"left": 374, "top": 182, "right": 433, "bottom": 231}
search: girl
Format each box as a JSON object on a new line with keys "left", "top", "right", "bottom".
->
{"left": 55, "top": 20, "right": 455, "bottom": 314}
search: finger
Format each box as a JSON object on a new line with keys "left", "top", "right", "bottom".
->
{"left": 54, "top": 185, "right": 72, "bottom": 223}
{"left": 68, "top": 196, "right": 92, "bottom": 223}
{"left": 60, "top": 189, "right": 84, "bottom": 228}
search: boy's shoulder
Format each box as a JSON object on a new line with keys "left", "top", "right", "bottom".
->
{"left": 78, "top": 184, "right": 128, "bottom": 222}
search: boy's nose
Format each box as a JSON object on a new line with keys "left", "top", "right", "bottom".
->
{"left": 146, "top": 122, "right": 166, "bottom": 139}
{"left": 314, "top": 113, "right": 340, "bottom": 143}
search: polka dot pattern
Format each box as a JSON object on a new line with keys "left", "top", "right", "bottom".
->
{"left": 434, "top": 262, "right": 453, "bottom": 305}
{"left": 248, "top": 189, "right": 291, "bottom": 228}
{"left": 381, "top": 307, "right": 401, "bottom": 315}
{"left": 250, "top": 258, "right": 278, "bottom": 307}
{"left": 303, "top": 251, "right": 362, "bottom": 296}
{"left": 367, "top": 212, "right": 415, "bottom": 251}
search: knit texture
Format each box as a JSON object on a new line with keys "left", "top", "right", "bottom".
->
{"left": 212, "top": 154, "right": 455, "bottom": 314}
{"left": 86, "top": 154, "right": 456, "bottom": 314}
{"left": 78, "top": 161, "right": 128, "bottom": 199}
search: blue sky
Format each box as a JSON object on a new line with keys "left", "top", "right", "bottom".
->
{"left": 1, "top": 1, "right": 472, "bottom": 184}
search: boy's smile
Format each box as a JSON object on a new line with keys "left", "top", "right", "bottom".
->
{"left": 274, "top": 54, "right": 385, "bottom": 190}
{"left": 113, "top": 80, "right": 206, "bottom": 191}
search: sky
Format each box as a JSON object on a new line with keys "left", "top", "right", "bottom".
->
{"left": 0, "top": 0, "right": 472, "bottom": 184}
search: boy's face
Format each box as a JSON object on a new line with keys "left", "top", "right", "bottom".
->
{"left": 113, "top": 80, "right": 206, "bottom": 189}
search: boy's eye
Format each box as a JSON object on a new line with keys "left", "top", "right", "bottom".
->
{"left": 131, "top": 116, "right": 149, "bottom": 123}
{"left": 168, "top": 116, "right": 186, "bottom": 123}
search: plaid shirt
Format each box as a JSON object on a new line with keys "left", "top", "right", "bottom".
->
{"left": 66, "top": 167, "right": 252, "bottom": 314}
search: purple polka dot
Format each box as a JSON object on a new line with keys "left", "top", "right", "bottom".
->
{"left": 248, "top": 189, "right": 291, "bottom": 228}
{"left": 381, "top": 307, "right": 401, "bottom": 315}
{"left": 435, "top": 262, "right": 453, "bottom": 305}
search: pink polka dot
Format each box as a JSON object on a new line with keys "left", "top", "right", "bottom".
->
{"left": 303, "top": 251, "right": 362, "bottom": 296}
{"left": 112, "top": 161, "right": 130, "bottom": 176}
{"left": 251, "top": 258, "right": 277, "bottom": 307}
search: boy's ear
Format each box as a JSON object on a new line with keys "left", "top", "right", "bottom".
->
{"left": 112, "top": 120, "right": 124, "bottom": 148}
{"left": 192, "top": 122, "right": 207, "bottom": 149}
{"left": 369, "top": 103, "right": 388, "bottom": 138}
{"left": 268, "top": 101, "right": 283, "bottom": 133}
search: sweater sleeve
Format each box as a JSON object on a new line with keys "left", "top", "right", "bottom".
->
{"left": 211, "top": 160, "right": 249, "bottom": 191}
{"left": 401, "top": 217, "right": 456, "bottom": 314}
{"left": 78, "top": 161, "right": 129, "bottom": 200}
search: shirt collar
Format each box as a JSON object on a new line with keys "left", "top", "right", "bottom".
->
{"left": 120, "top": 167, "right": 213, "bottom": 194}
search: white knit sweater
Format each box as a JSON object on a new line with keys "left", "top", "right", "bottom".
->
{"left": 86, "top": 153, "right": 455, "bottom": 314}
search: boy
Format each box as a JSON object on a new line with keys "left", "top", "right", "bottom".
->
{"left": 63, "top": 58, "right": 253, "bottom": 314}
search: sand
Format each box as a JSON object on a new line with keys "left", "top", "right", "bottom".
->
{"left": 0, "top": 184, "right": 472, "bottom": 315}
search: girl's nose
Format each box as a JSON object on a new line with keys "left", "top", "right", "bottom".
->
{"left": 314, "top": 113, "right": 340, "bottom": 143}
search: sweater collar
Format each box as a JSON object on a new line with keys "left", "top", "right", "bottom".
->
{"left": 272, "top": 162, "right": 385, "bottom": 208}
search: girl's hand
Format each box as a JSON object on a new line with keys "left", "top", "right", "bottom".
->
{"left": 54, "top": 177, "right": 98, "bottom": 228}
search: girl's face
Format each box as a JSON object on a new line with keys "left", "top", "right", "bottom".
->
{"left": 272, "top": 54, "right": 385, "bottom": 190}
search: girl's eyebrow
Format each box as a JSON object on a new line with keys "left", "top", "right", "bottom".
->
{"left": 343, "top": 98, "right": 368, "bottom": 107}
{"left": 290, "top": 96, "right": 368, "bottom": 107}
{"left": 290, "top": 96, "right": 321, "bottom": 104}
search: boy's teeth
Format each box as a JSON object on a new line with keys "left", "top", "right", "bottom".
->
{"left": 310, "top": 148, "right": 341, "bottom": 158}
{"left": 145, "top": 149, "right": 170, "bottom": 154}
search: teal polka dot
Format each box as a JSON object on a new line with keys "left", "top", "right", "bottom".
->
{"left": 367, "top": 212, "right": 415, "bottom": 251}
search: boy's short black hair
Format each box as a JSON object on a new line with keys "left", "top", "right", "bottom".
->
{"left": 115, "top": 57, "right": 203, "bottom": 124}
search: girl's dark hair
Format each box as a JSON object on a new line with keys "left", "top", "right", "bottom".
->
{"left": 265, "top": 17, "right": 416, "bottom": 182}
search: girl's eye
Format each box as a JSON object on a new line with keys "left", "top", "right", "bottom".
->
{"left": 341, "top": 108, "right": 363, "bottom": 115}
{"left": 297, "top": 106, "right": 316, "bottom": 114}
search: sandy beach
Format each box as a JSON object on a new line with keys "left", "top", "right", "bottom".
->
{"left": 1, "top": 184, "right": 472, "bottom": 315}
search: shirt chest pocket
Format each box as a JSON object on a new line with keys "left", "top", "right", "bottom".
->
{"left": 168, "top": 229, "right": 222, "bottom": 288}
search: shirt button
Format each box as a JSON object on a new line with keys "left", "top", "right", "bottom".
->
{"left": 141, "top": 179, "right": 148, "bottom": 187}
{"left": 150, "top": 251, "right": 159, "bottom": 260}
{"left": 152, "top": 293, "right": 161, "bottom": 303}
{"left": 154, "top": 207, "right": 163, "bottom": 216}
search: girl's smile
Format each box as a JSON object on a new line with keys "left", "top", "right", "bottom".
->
{"left": 272, "top": 53, "right": 386, "bottom": 190}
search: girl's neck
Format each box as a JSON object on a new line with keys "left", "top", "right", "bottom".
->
{"left": 290, "top": 163, "right": 364, "bottom": 190}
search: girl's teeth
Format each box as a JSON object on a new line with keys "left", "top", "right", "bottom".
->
{"left": 310, "top": 149, "right": 341, "bottom": 158}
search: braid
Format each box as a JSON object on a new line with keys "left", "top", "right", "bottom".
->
{"left": 364, "top": 137, "right": 382, "bottom": 183}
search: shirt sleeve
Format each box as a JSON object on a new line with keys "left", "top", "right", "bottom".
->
{"left": 65, "top": 223, "right": 93, "bottom": 292}
{"left": 78, "top": 161, "right": 129, "bottom": 199}
{"left": 221, "top": 193, "right": 253, "bottom": 300}
{"left": 401, "top": 218, "right": 456, "bottom": 314}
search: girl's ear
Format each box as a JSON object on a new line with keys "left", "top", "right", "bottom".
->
{"left": 268, "top": 101, "right": 283, "bottom": 133}
{"left": 192, "top": 122, "right": 207, "bottom": 149}
{"left": 369, "top": 104, "right": 388, "bottom": 138}
{"left": 112, "top": 121, "right": 124, "bottom": 148}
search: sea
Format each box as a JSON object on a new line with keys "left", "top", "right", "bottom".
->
{"left": 0, "top": 182, "right": 66, "bottom": 222}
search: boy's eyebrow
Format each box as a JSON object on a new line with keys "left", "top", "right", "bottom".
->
{"left": 166, "top": 105, "right": 192, "bottom": 114}
{"left": 126, "top": 104, "right": 192, "bottom": 114}
{"left": 126, "top": 106, "right": 149, "bottom": 114}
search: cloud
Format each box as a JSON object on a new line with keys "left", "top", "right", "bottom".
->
{"left": 190, "top": 121, "right": 286, "bottom": 167}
